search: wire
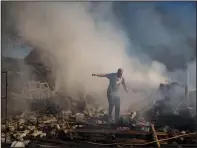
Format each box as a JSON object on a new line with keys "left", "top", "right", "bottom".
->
{"left": 76, "top": 132, "right": 197, "bottom": 146}
{"left": 25, "top": 132, "right": 197, "bottom": 147}
{"left": 125, "top": 132, "right": 197, "bottom": 146}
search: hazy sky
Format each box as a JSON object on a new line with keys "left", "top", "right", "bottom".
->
{"left": 2, "top": 1, "right": 196, "bottom": 68}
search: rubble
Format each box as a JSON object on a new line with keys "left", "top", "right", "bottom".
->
{"left": 2, "top": 104, "right": 196, "bottom": 148}
{"left": 11, "top": 141, "right": 25, "bottom": 147}
{"left": 1, "top": 79, "right": 196, "bottom": 147}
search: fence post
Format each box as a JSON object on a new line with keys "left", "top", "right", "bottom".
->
{"left": 2, "top": 71, "right": 8, "bottom": 144}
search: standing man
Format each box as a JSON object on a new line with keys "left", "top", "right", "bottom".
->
{"left": 92, "top": 68, "right": 128, "bottom": 122}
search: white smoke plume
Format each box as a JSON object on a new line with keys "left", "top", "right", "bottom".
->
{"left": 5, "top": 2, "right": 195, "bottom": 113}
{"left": 6, "top": 2, "right": 167, "bottom": 110}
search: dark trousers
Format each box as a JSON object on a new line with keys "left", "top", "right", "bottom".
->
{"left": 107, "top": 93, "right": 120, "bottom": 121}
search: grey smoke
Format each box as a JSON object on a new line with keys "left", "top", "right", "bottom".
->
{"left": 114, "top": 2, "right": 196, "bottom": 71}
{"left": 113, "top": 2, "right": 196, "bottom": 90}
{"left": 2, "top": 2, "right": 196, "bottom": 112}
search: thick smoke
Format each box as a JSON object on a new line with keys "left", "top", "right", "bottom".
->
{"left": 168, "top": 61, "right": 196, "bottom": 89}
{"left": 114, "top": 1, "right": 196, "bottom": 91}
{"left": 5, "top": 2, "right": 167, "bottom": 110}
{"left": 2, "top": 2, "right": 195, "bottom": 112}
{"left": 114, "top": 2, "right": 196, "bottom": 71}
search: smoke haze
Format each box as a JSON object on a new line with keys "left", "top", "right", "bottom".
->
{"left": 2, "top": 2, "right": 196, "bottom": 111}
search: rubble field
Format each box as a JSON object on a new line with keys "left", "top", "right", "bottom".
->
{"left": 1, "top": 81, "right": 197, "bottom": 147}
{"left": 1, "top": 97, "right": 197, "bottom": 148}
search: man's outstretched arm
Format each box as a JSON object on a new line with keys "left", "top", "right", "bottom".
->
{"left": 122, "top": 78, "right": 128, "bottom": 93}
{"left": 92, "top": 74, "right": 108, "bottom": 77}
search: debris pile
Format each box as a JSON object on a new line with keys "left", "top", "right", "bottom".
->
{"left": 2, "top": 105, "right": 197, "bottom": 147}
{"left": 141, "top": 82, "right": 197, "bottom": 133}
{"left": 2, "top": 80, "right": 196, "bottom": 147}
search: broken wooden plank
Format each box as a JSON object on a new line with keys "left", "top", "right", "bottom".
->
{"left": 151, "top": 124, "right": 161, "bottom": 148}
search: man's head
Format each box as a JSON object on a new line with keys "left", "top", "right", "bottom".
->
{"left": 117, "top": 68, "right": 123, "bottom": 77}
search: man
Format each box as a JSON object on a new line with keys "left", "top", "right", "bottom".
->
{"left": 92, "top": 68, "right": 128, "bottom": 122}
